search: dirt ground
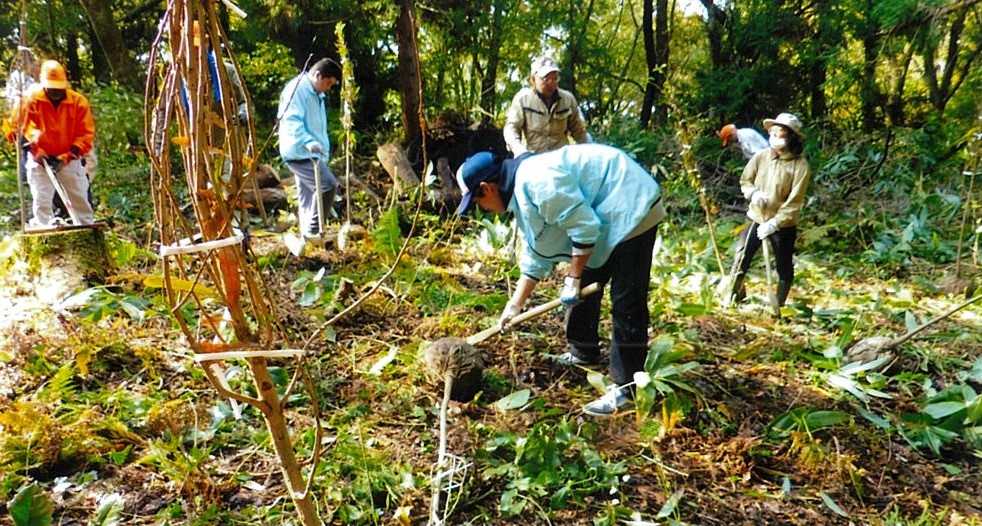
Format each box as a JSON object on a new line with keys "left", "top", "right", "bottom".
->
{"left": 1, "top": 220, "right": 981, "bottom": 525}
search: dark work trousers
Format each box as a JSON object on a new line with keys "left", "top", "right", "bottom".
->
{"left": 731, "top": 222, "right": 798, "bottom": 285}
{"left": 565, "top": 224, "right": 659, "bottom": 386}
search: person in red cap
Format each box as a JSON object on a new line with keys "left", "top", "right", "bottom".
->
{"left": 4, "top": 59, "right": 96, "bottom": 226}
{"left": 503, "top": 56, "right": 589, "bottom": 156}
{"left": 718, "top": 123, "right": 768, "bottom": 160}
{"left": 725, "top": 112, "right": 810, "bottom": 308}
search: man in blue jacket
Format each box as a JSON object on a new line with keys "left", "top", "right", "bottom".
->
{"left": 456, "top": 144, "right": 667, "bottom": 416}
{"left": 277, "top": 58, "right": 341, "bottom": 244}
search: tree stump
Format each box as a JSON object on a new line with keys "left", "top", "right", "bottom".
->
{"left": 12, "top": 226, "right": 112, "bottom": 303}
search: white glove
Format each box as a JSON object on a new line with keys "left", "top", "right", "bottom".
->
{"left": 750, "top": 190, "right": 769, "bottom": 208}
{"left": 560, "top": 276, "right": 582, "bottom": 306}
{"left": 498, "top": 301, "right": 523, "bottom": 330}
{"left": 757, "top": 219, "right": 778, "bottom": 240}
{"left": 306, "top": 142, "right": 324, "bottom": 154}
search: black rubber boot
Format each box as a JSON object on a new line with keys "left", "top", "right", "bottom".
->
{"left": 729, "top": 273, "right": 747, "bottom": 304}
{"left": 777, "top": 280, "right": 792, "bottom": 307}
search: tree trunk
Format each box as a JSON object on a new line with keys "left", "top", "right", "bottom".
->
{"left": 652, "top": 0, "right": 669, "bottom": 125}
{"left": 640, "top": 0, "right": 655, "bottom": 129}
{"left": 78, "top": 0, "right": 140, "bottom": 89}
{"left": 396, "top": 0, "right": 422, "bottom": 146}
{"left": 859, "top": 0, "right": 880, "bottom": 132}
{"left": 640, "top": 0, "right": 668, "bottom": 127}
{"left": 700, "top": 0, "right": 727, "bottom": 68}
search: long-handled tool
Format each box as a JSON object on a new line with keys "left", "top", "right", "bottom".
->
{"left": 421, "top": 281, "right": 601, "bottom": 525}
{"left": 312, "top": 157, "right": 325, "bottom": 238}
{"left": 760, "top": 236, "right": 780, "bottom": 318}
{"left": 466, "top": 282, "right": 601, "bottom": 345}
{"left": 40, "top": 157, "right": 81, "bottom": 226}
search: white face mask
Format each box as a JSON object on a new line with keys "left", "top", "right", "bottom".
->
{"left": 769, "top": 136, "right": 787, "bottom": 150}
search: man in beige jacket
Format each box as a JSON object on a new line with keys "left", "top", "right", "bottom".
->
{"left": 503, "top": 56, "right": 589, "bottom": 155}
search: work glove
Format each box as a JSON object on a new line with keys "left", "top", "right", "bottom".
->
{"left": 560, "top": 276, "right": 582, "bottom": 306}
{"left": 236, "top": 103, "right": 249, "bottom": 125}
{"left": 56, "top": 146, "right": 81, "bottom": 165}
{"left": 498, "top": 301, "right": 523, "bottom": 330}
{"left": 305, "top": 142, "right": 324, "bottom": 155}
{"left": 750, "top": 190, "right": 769, "bottom": 208}
{"left": 757, "top": 218, "right": 779, "bottom": 240}
{"left": 42, "top": 155, "right": 62, "bottom": 171}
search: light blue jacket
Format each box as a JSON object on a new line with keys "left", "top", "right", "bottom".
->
{"left": 509, "top": 144, "right": 662, "bottom": 280}
{"left": 277, "top": 73, "right": 330, "bottom": 162}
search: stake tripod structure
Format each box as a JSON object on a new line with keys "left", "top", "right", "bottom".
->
{"left": 145, "top": 2, "right": 322, "bottom": 524}
{"left": 11, "top": 4, "right": 33, "bottom": 232}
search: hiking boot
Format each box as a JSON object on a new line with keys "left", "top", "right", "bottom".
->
{"left": 556, "top": 350, "right": 601, "bottom": 366}
{"left": 582, "top": 385, "right": 633, "bottom": 417}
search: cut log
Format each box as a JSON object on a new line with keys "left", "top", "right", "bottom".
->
{"left": 241, "top": 186, "right": 288, "bottom": 212}
{"left": 250, "top": 163, "right": 282, "bottom": 189}
{"left": 377, "top": 142, "right": 420, "bottom": 195}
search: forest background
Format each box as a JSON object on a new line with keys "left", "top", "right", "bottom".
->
{"left": 1, "top": 0, "right": 982, "bottom": 525}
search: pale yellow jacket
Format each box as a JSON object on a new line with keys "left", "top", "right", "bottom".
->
{"left": 741, "top": 148, "right": 810, "bottom": 227}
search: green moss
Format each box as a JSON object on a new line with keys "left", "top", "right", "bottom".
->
{"left": 17, "top": 228, "right": 113, "bottom": 284}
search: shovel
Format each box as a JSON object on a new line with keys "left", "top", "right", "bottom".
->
{"left": 466, "top": 282, "right": 601, "bottom": 345}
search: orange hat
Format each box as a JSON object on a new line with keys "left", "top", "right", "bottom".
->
{"left": 39, "top": 60, "right": 68, "bottom": 89}
{"left": 718, "top": 124, "right": 737, "bottom": 147}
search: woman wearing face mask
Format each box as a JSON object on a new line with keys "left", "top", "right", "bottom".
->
{"left": 725, "top": 112, "right": 810, "bottom": 308}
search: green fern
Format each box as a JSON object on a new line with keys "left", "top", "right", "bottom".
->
{"left": 372, "top": 206, "right": 403, "bottom": 258}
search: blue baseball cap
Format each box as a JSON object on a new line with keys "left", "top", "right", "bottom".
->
{"left": 455, "top": 152, "right": 501, "bottom": 215}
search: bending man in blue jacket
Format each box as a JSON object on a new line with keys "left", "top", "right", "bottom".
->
{"left": 456, "top": 144, "right": 667, "bottom": 416}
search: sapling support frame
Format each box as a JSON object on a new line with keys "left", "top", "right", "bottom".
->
{"left": 145, "top": 1, "right": 322, "bottom": 524}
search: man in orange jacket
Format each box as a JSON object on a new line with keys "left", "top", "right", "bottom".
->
{"left": 4, "top": 59, "right": 96, "bottom": 226}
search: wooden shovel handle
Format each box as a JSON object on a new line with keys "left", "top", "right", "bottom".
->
{"left": 466, "top": 282, "right": 601, "bottom": 346}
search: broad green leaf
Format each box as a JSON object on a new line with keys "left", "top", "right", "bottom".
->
{"left": 819, "top": 490, "right": 849, "bottom": 518}
{"left": 840, "top": 355, "right": 892, "bottom": 375}
{"left": 90, "top": 494, "right": 124, "bottom": 526}
{"left": 966, "top": 395, "right": 982, "bottom": 423}
{"left": 903, "top": 310, "right": 918, "bottom": 333}
{"left": 923, "top": 401, "right": 965, "bottom": 420}
{"left": 493, "top": 389, "right": 530, "bottom": 412}
{"left": 827, "top": 373, "right": 868, "bottom": 402}
{"left": 8, "top": 484, "right": 53, "bottom": 526}
{"left": 586, "top": 370, "right": 608, "bottom": 392}
{"left": 856, "top": 407, "right": 891, "bottom": 429}
{"left": 656, "top": 489, "right": 684, "bottom": 518}
{"left": 143, "top": 275, "right": 218, "bottom": 298}
{"left": 803, "top": 410, "right": 851, "bottom": 430}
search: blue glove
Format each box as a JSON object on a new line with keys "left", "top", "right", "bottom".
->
{"left": 757, "top": 219, "right": 778, "bottom": 240}
{"left": 560, "top": 276, "right": 582, "bottom": 306}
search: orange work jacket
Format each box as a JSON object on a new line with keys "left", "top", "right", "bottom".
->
{"left": 4, "top": 85, "right": 95, "bottom": 159}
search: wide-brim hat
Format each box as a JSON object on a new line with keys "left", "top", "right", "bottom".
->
{"left": 455, "top": 152, "right": 501, "bottom": 215}
{"left": 763, "top": 113, "right": 804, "bottom": 139}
